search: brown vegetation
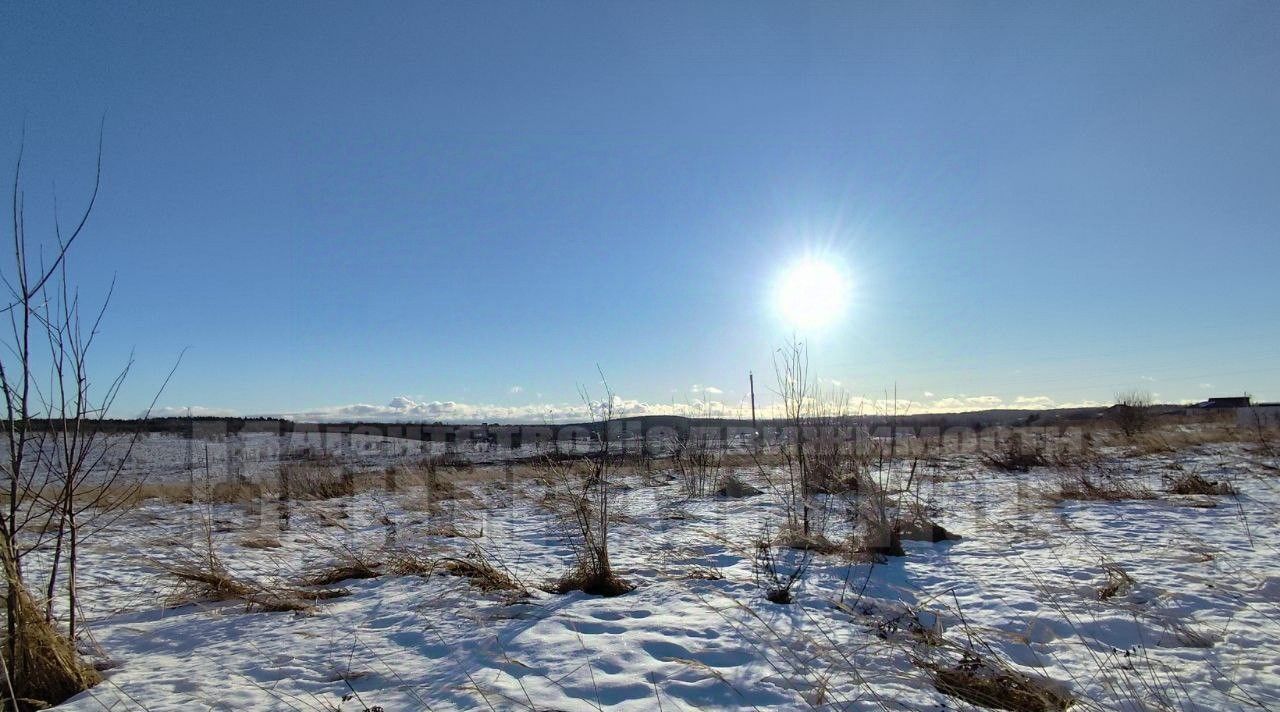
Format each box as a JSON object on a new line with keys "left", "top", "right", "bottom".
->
{"left": 932, "top": 652, "right": 1073, "bottom": 712}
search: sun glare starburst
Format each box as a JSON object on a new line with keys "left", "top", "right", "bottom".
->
{"left": 773, "top": 256, "right": 850, "bottom": 331}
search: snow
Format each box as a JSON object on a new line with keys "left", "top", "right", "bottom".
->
{"left": 38, "top": 436, "right": 1280, "bottom": 711}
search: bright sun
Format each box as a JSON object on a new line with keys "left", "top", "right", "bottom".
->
{"left": 774, "top": 257, "right": 850, "bottom": 331}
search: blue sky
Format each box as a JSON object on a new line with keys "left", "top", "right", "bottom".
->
{"left": 2, "top": 2, "right": 1277, "bottom": 421}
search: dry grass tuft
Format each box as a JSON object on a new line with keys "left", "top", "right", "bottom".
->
{"left": 295, "top": 537, "right": 386, "bottom": 587}
{"left": 301, "top": 563, "right": 381, "bottom": 587}
{"left": 439, "top": 554, "right": 526, "bottom": 593}
{"left": 1163, "top": 617, "right": 1216, "bottom": 648}
{"left": 931, "top": 652, "right": 1073, "bottom": 712}
{"left": 1167, "top": 472, "right": 1236, "bottom": 496}
{"left": 387, "top": 545, "right": 526, "bottom": 595}
{"left": 684, "top": 565, "right": 725, "bottom": 580}
{"left": 898, "top": 515, "right": 961, "bottom": 543}
{"left": 1097, "top": 562, "right": 1135, "bottom": 600}
{"left": 400, "top": 476, "right": 472, "bottom": 513}
{"left": 239, "top": 535, "right": 282, "bottom": 549}
{"left": 419, "top": 451, "right": 474, "bottom": 474}
{"left": 2, "top": 583, "right": 103, "bottom": 712}
{"left": 386, "top": 549, "right": 437, "bottom": 577}
{"left": 854, "top": 515, "right": 906, "bottom": 558}
{"left": 777, "top": 526, "right": 846, "bottom": 555}
{"left": 551, "top": 562, "right": 634, "bottom": 597}
{"left": 161, "top": 550, "right": 341, "bottom": 612}
{"left": 279, "top": 462, "right": 358, "bottom": 500}
{"left": 713, "top": 473, "right": 764, "bottom": 498}
{"left": 164, "top": 554, "right": 258, "bottom": 602}
{"left": 423, "top": 521, "right": 476, "bottom": 538}
{"left": 1053, "top": 470, "right": 1154, "bottom": 502}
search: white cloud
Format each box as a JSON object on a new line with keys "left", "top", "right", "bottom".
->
{"left": 703, "top": 386, "right": 724, "bottom": 395}
{"left": 1012, "top": 396, "right": 1054, "bottom": 408}
{"left": 509, "top": 386, "right": 524, "bottom": 394}
{"left": 275, "top": 395, "right": 751, "bottom": 423}
{"left": 928, "top": 398, "right": 968, "bottom": 412}
{"left": 917, "top": 394, "right": 1104, "bottom": 413}
{"left": 960, "top": 395, "right": 1003, "bottom": 408}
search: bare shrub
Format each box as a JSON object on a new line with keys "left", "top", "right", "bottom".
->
{"left": 552, "top": 559, "right": 634, "bottom": 597}
{"left": 752, "top": 533, "right": 811, "bottom": 604}
{"left": 982, "top": 432, "right": 1048, "bottom": 472}
{"left": 1046, "top": 435, "right": 1100, "bottom": 469}
{"left": 1130, "top": 432, "right": 1176, "bottom": 455}
{"left": 760, "top": 340, "right": 818, "bottom": 536}
{"left": 1112, "top": 390, "right": 1153, "bottom": 437}
{"left": 1242, "top": 405, "right": 1278, "bottom": 459}
{"left": 754, "top": 339, "right": 859, "bottom": 543}
{"left": 544, "top": 374, "right": 632, "bottom": 597}
{"left": 670, "top": 429, "right": 724, "bottom": 498}
{"left": 806, "top": 426, "right": 868, "bottom": 495}
{"left": 844, "top": 469, "right": 906, "bottom": 557}
{"left": 1, "top": 134, "right": 178, "bottom": 707}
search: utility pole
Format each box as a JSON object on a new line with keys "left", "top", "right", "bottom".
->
{"left": 749, "top": 371, "right": 757, "bottom": 434}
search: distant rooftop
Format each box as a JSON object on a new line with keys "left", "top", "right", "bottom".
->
{"left": 1197, "top": 396, "right": 1252, "bottom": 409}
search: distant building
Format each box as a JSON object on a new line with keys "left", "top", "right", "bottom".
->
{"left": 1239, "top": 403, "right": 1280, "bottom": 429}
{"left": 1197, "top": 396, "right": 1252, "bottom": 409}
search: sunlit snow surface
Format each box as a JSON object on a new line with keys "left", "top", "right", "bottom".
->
{"left": 42, "top": 435, "right": 1280, "bottom": 711}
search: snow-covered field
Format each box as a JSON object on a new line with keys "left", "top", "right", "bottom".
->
{"left": 39, "top": 431, "right": 1280, "bottom": 711}
{"left": 100, "top": 431, "right": 580, "bottom": 484}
